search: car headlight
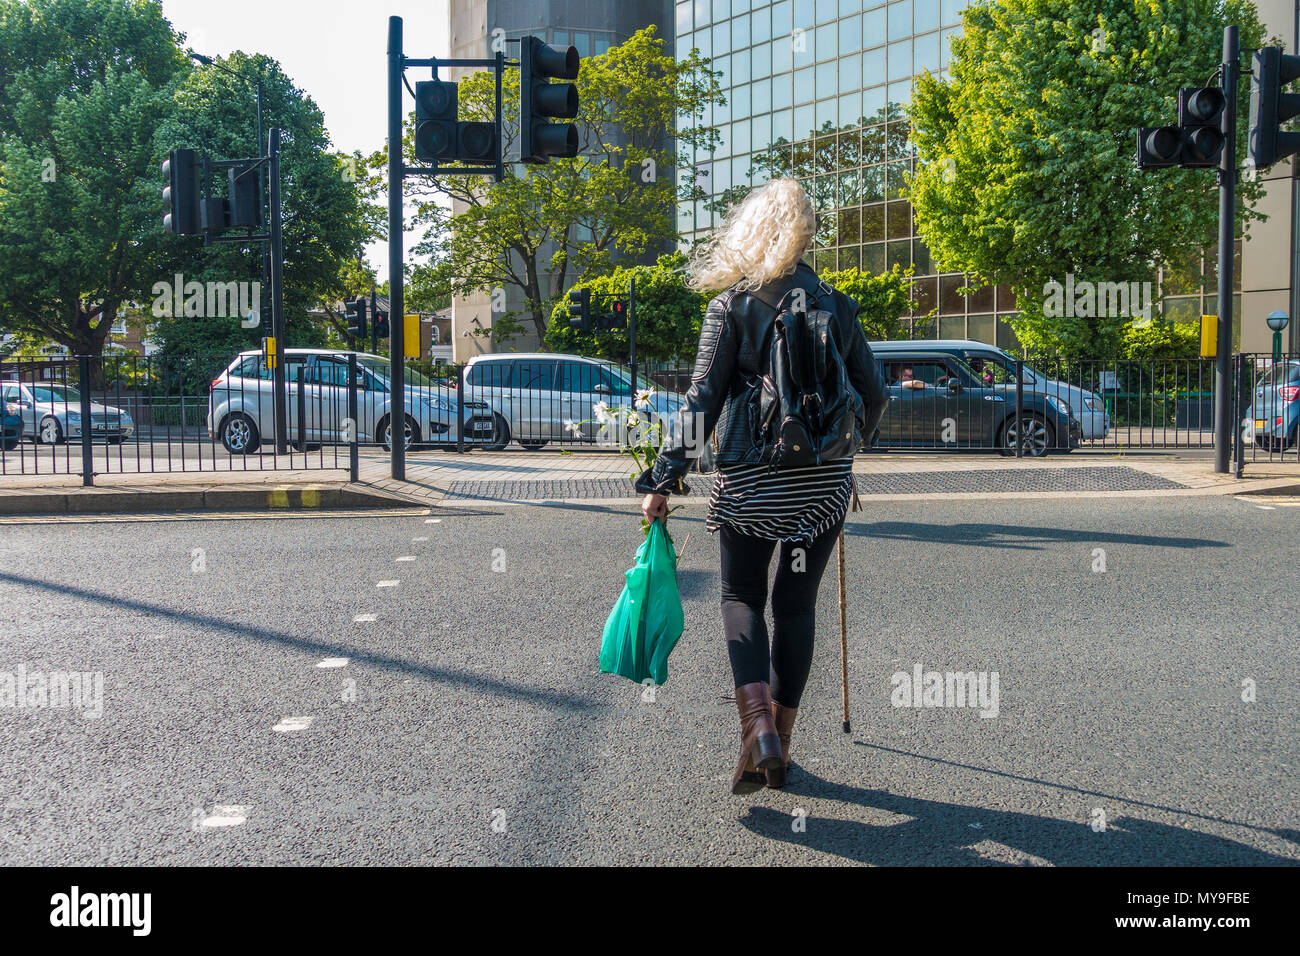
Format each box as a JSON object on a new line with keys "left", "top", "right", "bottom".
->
{"left": 1046, "top": 397, "right": 1071, "bottom": 418}
{"left": 66, "top": 412, "right": 81, "bottom": 422}
{"left": 1082, "top": 396, "right": 1098, "bottom": 411}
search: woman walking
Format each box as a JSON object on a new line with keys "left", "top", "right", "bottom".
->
{"left": 635, "top": 177, "right": 887, "bottom": 795}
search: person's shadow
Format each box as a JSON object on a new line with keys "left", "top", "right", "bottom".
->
{"left": 737, "top": 765, "right": 1298, "bottom": 866}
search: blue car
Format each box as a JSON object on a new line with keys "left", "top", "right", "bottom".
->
{"left": 1244, "top": 359, "right": 1300, "bottom": 451}
{"left": 2, "top": 395, "right": 19, "bottom": 451}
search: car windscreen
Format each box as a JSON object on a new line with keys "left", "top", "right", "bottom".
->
{"left": 1259, "top": 362, "right": 1300, "bottom": 388}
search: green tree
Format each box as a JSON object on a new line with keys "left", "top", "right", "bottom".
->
{"left": 409, "top": 25, "right": 723, "bottom": 345}
{"left": 0, "top": 0, "right": 186, "bottom": 359}
{"left": 543, "top": 252, "right": 707, "bottom": 361}
{"left": 821, "top": 264, "right": 917, "bottom": 341}
{"left": 908, "top": 0, "right": 1268, "bottom": 358}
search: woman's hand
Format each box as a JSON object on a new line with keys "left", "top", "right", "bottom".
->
{"left": 641, "top": 493, "right": 668, "bottom": 524}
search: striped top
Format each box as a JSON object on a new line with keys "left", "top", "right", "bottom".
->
{"left": 705, "top": 458, "right": 855, "bottom": 544}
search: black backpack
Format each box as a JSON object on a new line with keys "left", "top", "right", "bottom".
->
{"left": 757, "top": 282, "right": 861, "bottom": 469}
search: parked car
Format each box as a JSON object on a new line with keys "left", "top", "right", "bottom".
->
{"left": 206, "top": 349, "right": 498, "bottom": 454}
{"left": 1242, "top": 359, "right": 1299, "bottom": 451}
{"left": 2, "top": 396, "right": 20, "bottom": 451}
{"left": 460, "top": 353, "right": 684, "bottom": 450}
{"left": 866, "top": 349, "right": 1079, "bottom": 456}
{"left": 871, "top": 339, "right": 1110, "bottom": 441}
{"left": 0, "top": 380, "right": 135, "bottom": 444}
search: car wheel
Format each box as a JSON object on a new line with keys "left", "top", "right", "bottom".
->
{"left": 379, "top": 414, "right": 420, "bottom": 452}
{"left": 999, "top": 414, "right": 1054, "bottom": 458}
{"left": 220, "top": 413, "right": 260, "bottom": 455}
{"left": 483, "top": 413, "right": 510, "bottom": 451}
{"left": 518, "top": 439, "right": 548, "bottom": 450}
{"left": 38, "top": 416, "right": 63, "bottom": 445}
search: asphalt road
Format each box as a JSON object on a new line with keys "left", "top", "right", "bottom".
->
{"left": 0, "top": 495, "right": 1297, "bottom": 866}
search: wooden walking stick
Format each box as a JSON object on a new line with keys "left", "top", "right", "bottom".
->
{"left": 838, "top": 483, "right": 862, "bottom": 734}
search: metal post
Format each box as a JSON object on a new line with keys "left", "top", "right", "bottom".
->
{"left": 296, "top": 364, "right": 306, "bottom": 451}
{"left": 457, "top": 363, "right": 466, "bottom": 454}
{"left": 257, "top": 79, "right": 267, "bottom": 342}
{"left": 348, "top": 351, "right": 359, "bottom": 483}
{"left": 1214, "top": 25, "right": 1239, "bottom": 473}
{"left": 370, "top": 288, "right": 379, "bottom": 356}
{"left": 628, "top": 276, "right": 637, "bottom": 393}
{"left": 1235, "top": 352, "right": 1247, "bottom": 478}
{"left": 269, "top": 127, "right": 288, "bottom": 455}
{"left": 388, "top": 15, "right": 406, "bottom": 481}
{"left": 1015, "top": 357, "right": 1024, "bottom": 458}
{"left": 78, "top": 355, "right": 93, "bottom": 486}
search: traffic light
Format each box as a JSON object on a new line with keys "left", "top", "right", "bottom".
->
{"left": 568, "top": 288, "right": 590, "bottom": 332}
{"left": 1135, "top": 126, "right": 1181, "bottom": 169}
{"left": 229, "top": 167, "right": 261, "bottom": 228}
{"left": 519, "top": 36, "right": 579, "bottom": 163}
{"left": 374, "top": 310, "right": 390, "bottom": 339}
{"left": 608, "top": 297, "right": 628, "bottom": 330}
{"left": 1249, "top": 47, "right": 1300, "bottom": 168}
{"left": 162, "top": 148, "right": 201, "bottom": 234}
{"left": 345, "top": 297, "right": 368, "bottom": 339}
{"left": 415, "top": 80, "right": 457, "bottom": 162}
{"left": 458, "top": 121, "right": 498, "bottom": 164}
{"left": 1177, "top": 87, "right": 1226, "bottom": 167}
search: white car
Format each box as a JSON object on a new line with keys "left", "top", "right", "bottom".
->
{"left": 0, "top": 380, "right": 135, "bottom": 443}
{"left": 207, "top": 349, "right": 499, "bottom": 454}
{"left": 460, "top": 353, "right": 683, "bottom": 449}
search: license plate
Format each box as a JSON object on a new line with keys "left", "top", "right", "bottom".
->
{"left": 1255, "top": 419, "right": 1266, "bottom": 430}
{"left": 93, "top": 424, "right": 108, "bottom": 431}
{"left": 472, "top": 422, "right": 492, "bottom": 432}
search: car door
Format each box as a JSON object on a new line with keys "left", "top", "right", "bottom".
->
{"left": 513, "top": 359, "right": 559, "bottom": 438}
{"left": 306, "top": 356, "right": 351, "bottom": 442}
{"left": 2, "top": 383, "right": 33, "bottom": 436}
{"left": 557, "top": 360, "right": 602, "bottom": 441}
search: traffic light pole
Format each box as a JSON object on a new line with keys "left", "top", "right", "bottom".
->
{"left": 269, "top": 127, "right": 288, "bottom": 456}
{"left": 1214, "top": 25, "right": 1238, "bottom": 474}
{"left": 628, "top": 277, "right": 637, "bottom": 394}
{"left": 388, "top": 16, "right": 406, "bottom": 479}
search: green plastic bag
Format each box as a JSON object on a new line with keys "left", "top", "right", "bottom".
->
{"left": 599, "top": 520, "right": 685, "bottom": 686}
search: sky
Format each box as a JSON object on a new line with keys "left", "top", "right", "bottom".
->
{"left": 160, "top": 0, "right": 452, "bottom": 276}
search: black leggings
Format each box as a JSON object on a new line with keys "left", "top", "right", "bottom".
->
{"left": 718, "top": 516, "right": 845, "bottom": 708}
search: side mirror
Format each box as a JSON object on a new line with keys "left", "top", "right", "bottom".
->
{"left": 592, "top": 383, "right": 611, "bottom": 395}
{"left": 947, "top": 379, "right": 963, "bottom": 393}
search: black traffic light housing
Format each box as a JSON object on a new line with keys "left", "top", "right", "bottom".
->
{"left": 415, "top": 80, "right": 458, "bottom": 161}
{"left": 345, "top": 297, "right": 369, "bottom": 339}
{"left": 607, "top": 297, "right": 628, "bottom": 330}
{"left": 228, "top": 167, "right": 261, "bottom": 228}
{"left": 374, "top": 310, "right": 390, "bottom": 339}
{"left": 519, "top": 36, "right": 579, "bottom": 163}
{"left": 162, "top": 148, "right": 201, "bottom": 235}
{"left": 568, "top": 288, "right": 590, "bottom": 332}
{"left": 1177, "top": 87, "right": 1226, "bottom": 167}
{"left": 1249, "top": 47, "right": 1300, "bottom": 168}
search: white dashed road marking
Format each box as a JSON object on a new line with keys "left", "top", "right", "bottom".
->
{"left": 273, "top": 716, "right": 314, "bottom": 733}
{"left": 377, "top": 580, "right": 399, "bottom": 588}
{"left": 199, "top": 805, "right": 249, "bottom": 829}
{"left": 396, "top": 556, "right": 415, "bottom": 562}
{"left": 354, "top": 614, "right": 376, "bottom": 622}
{"left": 425, "top": 518, "right": 442, "bottom": 524}
{"left": 317, "top": 658, "right": 349, "bottom": 669}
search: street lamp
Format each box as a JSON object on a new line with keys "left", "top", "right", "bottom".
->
{"left": 1266, "top": 309, "right": 1290, "bottom": 361}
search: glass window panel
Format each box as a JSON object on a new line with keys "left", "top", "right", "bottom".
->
{"left": 863, "top": 243, "right": 886, "bottom": 274}
{"left": 816, "top": 97, "right": 837, "bottom": 130}
{"left": 839, "top": 245, "right": 861, "bottom": 271}
{"left": 839, "top": 90, "right": 862, "bottom": 126}
{"left": 772, "top": 32, "right": 793, "bottom": 73}
{"left": 862, "top": 164, "right": 886, "bottom": 203}
{"left": 996, "top": 317, "right": 1021, "bottom": 351}
{"left": 714, "top": 122, "right": 729, "bottom": 156}
{"left": 841, "top": 0, "right": 863, "bottom": 13}
{"left": 696, "top": 29, "right": 712, "bottom": 58}
{"left": 752, "top": 77, "right": 772, "bottom": 114}
{"left": 773, "top": 76, "right": 793, "bottom": 109}
{"left": 915, "top": 0, "right": 940, "bottom": 33}
{"left": 966, "top": 283, "right": 994, "bottom": 313}
{"left": 715, "top": 0, "right": 732, "bottom": 18}
{"left": 772, "top": 107, "right": 794, "bottom": 142}
{"left": 695, "top": 0, "right": 711, "bottom": 31}
{"left": 815, "top": 249, "right": 838, "bottom": 274}
{"left": 753, "top": 4, "right": 772, "bottom": 44}
{"left": 888, "top": 39, "right": 912, "bottom": 81}
{"left": 863, "top": 47, "right": 886, "bottom": 84}
{"left": 888, "top": 79, "right": 912, "bottom": 109}
{"left": 574, "top": 32, "right": 590, "bottom": 57}
{"left": 862, "top": 124, "right": 886, "bottom": 162}
{"left": 840, "top": 15, "right": 861, "bottom": 55}
{"left": 913, "top": 276, "right": 938, "bottom": 315}
{"left": 967, "top": 313, "right": 995, "bottom": 344}
{"left": 887, "top": 200, "right": 911, "bottom": 238}
{"left": 816, "top": 60, "right": 837, "bottom": 96}
{"left": 713, "top": 159, "right": 732, "bottom": 193}
{"left": 915, "top": 31, "right": 940, "bottom": 75}
{"left": 941, "top": 0, "right": 964, "bottom": 26}
{"left": 794, "top": 102, "right": 815, "bottom": 137}
{"left": 816, "top": 0, "right": 837, "bottom": 23}
{"left": 862, "top": 82, "right": 887, "bottom": 121}
{"left": 732, "top": 154, "right": 750, "bottom": 185}
{"left": 862, "top": 202, "right": 885, "bottom": 241}
{"left": 939, "top": 274, "right": 966, "bottom": 314}
{"left": 840, "top": 51, "right": 861, "bottom": 89}
{"left": 938, "top": 315, "right": 966, "bottom": 339}
{"left": 816, "top": 23, "right": 836, "bottom": 61}
{"left": 888, "top": 1, "right": 913, "bottom": 42}
{"left": 838, "top": 207, "right": 861, "bottom": 245}
{"left": 732, "top": 118, "right": 751, "bottom": 153}
{"left": 732, "top": 46, "right": 751, "bottom": 84}
{"left": 752, "top": 40, "right": 772, "bottom": 75}
{"left": 794, "top": 0, "right": 816, "bottom": 31}
{"left": 677, "top": 2, "right": 693, "bottom": 39}
{"left": 733, "top": 12, "right": 751, "bottom": 49}
{"left": 995, "top": 283, "right": 1016, "bottom": 310}
{"left": 713, "top": 22, "right": 729, "bottom": 54}
{"left": 681, "top": 30, "right": 695, "bottom": 54}
{"left": 838, "top": 166, "right": 862, "bottom": 205}
{"left": 714, "top": 53, "right": 731, "bottom": 88}
{"left": 864, "top": 7, "right": 887, "bottom": 46}
{"left": 714, "top": 95, "right": 731, "bottom": 125}
{"left": 886, "top": 159, "right": 910, "bottom": 198}
{"left": 731, "top": 83, "right": 750, "bottom": 118}
{"left": 914, "top": 238, "right": 935, "bottom": 274}
{"left": 772, "top": 1, "right": 793, "bottom": 35}
{"left": 795, "top": 66, "right": 816, "bottom": 102}
{"left": 940, "top": 26, "right": 960, "bottom": 66}
{"left": 751, "top": 113, "right": 772, "bottom": 150}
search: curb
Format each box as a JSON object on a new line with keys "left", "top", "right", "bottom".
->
{"left": 0, "top": 483, "right": 423, "bottom": 515}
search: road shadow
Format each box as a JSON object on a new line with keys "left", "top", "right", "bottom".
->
{"left": 737, "top": 764, "right": 1296, "bottom": 866}
{"left": 843, "top": 520, "right": 1229, "bottom": 552}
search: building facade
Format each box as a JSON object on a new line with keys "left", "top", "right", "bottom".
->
{"left": 676, "top": 0, "right": 1300, "bottom": 354}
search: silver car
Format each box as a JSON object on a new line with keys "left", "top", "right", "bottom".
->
{"left": 0, "top": 380, "right": 135, "bottom": 443}
{"left": 460, "top": 353, "right": 683, "bottom": 450}
{"left": 207, "top": 349, "right": 498, "bottom": 454}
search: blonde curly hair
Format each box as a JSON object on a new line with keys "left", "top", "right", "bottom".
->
{"left": 687, "top": 177, "right": 816, "bottom": 293}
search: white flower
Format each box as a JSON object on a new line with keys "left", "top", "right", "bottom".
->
{"left": 627, "top": 411, "right": 642, "bottom": 428}
{"left": 634, "top": 387, "right": 657, "bottom": 410}
{"left": 593, "top": 400, "right": 613, "bottom": 424}
{"left": 564, "top": 419, "right": 583, "bottom": 437}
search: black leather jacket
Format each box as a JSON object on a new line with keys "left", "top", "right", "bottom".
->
{"left": 637, "top": 261, "right": 888, "bottom": 496}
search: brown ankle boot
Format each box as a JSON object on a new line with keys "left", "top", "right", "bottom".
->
{"left": 766, "top": 703, "right": 798, "bottom": 788}
{"left": 731, "top": 682, "right": 782, "bottom": 795}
